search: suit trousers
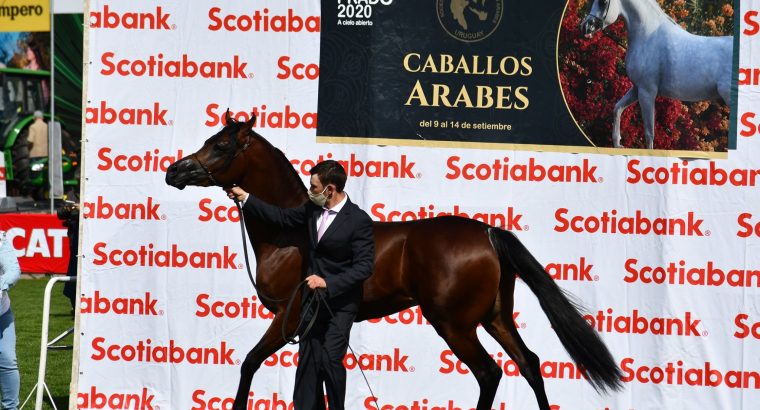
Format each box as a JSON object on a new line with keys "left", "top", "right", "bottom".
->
{"left": 293, "top": 304, "right": 356, "bottom": 410}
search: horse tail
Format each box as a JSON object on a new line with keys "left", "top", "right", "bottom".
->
{"left": 488, "top": 227, "right": 623, "bottom": 393}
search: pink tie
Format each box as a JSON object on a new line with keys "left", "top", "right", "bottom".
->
{"left": 317, "top": 209, "right": 334, "bottom": 242}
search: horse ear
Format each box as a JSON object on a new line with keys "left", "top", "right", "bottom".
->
{"left": 224, "top": 108, "right": 233, "bottom": 125}
{"left": 247, "top": 112, "right": 257, "bottom": 127}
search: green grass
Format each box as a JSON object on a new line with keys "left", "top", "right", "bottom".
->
{"left": 14, "top": 277, "right": 74, "bottom": 409}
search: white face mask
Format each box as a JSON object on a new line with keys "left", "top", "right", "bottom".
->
{"left": 308, "top": 186, "right": 329, "bottom": 207}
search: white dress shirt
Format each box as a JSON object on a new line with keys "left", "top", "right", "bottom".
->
{"left": 316, "top": 194, "right": 348, "bottom": 238}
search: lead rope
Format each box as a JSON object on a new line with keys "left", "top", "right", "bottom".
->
{"left": 233, "top": 196, "right": 380, "bottom": 409}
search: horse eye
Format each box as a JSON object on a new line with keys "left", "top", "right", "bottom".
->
{"left": 214, "top": 142, "right": 229, "bottom": 151}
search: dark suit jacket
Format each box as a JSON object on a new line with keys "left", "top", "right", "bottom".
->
{"left": 243, "top": 194, "right": 375, "bottom": 312}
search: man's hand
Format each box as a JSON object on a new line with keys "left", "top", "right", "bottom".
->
{"left": 225, "top": 186, "right": 248, "bottom": 202}
{"left": 305, "top": 275, "right": 327, "bottom": 290}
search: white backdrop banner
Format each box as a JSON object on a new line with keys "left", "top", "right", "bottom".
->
{"left": 78, "top": 1, "right": 760, "bottom": 409}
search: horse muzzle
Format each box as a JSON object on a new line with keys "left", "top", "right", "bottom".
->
{"left": 165, "top": 157, "right": 204, "bottom": 190}
{"left": 580, "top": 16, "right": 602, "bottom": 38}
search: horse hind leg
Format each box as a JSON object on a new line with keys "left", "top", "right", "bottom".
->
{"left": 483, "top": 312, "right": 551, "bottom": 410}
{"left": 612, "top": 87, "right": 638, "bottom": 148}
{"left": 429, "top": 321, "right": 503, "bottom": 410}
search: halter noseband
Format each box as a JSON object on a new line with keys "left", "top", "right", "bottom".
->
{"left": 587, "top": 0, "right": 611, "bottom": 32}
{"left": 192, "top": 129, "right": 253, "bottom": 186}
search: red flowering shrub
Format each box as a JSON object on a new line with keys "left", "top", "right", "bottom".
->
{"left": 559, "top": 0, "right": 733, "bottom": 151}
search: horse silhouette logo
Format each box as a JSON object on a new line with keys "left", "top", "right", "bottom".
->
{"left": 437, "top": 0, "right": 504, "bottom": 42}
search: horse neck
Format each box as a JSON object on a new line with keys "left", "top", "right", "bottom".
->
{"left": 238, "top": 137, "right": 309, "bottom": 257}
{"left": 241, "top": 137, "right": 308, "bottom": 208}
{"left": 619, "top": 0, "right": 675, "bottom": 40}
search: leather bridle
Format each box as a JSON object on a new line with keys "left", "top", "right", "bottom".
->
{"left": 192, "top": 129, "right": 253, "bottom": 186}
{"left": 586, "top": 0, "right": 611, "bottom": 33}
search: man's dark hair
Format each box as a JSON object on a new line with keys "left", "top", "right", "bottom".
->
{"left": 310, "top": 160, "right": 347, "bottom": 192}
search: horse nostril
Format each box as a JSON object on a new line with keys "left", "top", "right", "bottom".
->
{"left": 167, "top": 162, "right": 178, "bottom": 174}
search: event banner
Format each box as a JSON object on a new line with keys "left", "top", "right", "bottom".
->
{"left": 317, "top": 0, "right": 738, "bottom": 154}
{"left": 77, "top": 0, "right": 760, "bottom": 409}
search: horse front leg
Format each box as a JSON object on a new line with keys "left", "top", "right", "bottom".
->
{"left": 612, "top": 87, "right": 638, "bottom": 148}
{"left": 638, "top": 89, "right": 657, "bottom": 149}
{"left": 233, "top": 313, "right": 296, "bottom": 410}
{"left": 718, "top": 76, "right": 731, "bottom": 106}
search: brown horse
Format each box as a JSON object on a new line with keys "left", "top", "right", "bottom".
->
{"left": 164, "top": 112, "right": 622, "bottom": 410}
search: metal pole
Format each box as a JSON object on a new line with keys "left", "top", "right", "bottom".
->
{"left": 49, "top": 0, "right": 55, "bottom": 213}
{"left": 34, "top": 276, "right": 74, "bottom": 410}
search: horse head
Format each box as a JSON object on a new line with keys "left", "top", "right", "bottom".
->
{"left": 165, "top": 109, "right": 255, "bottom": 190}
{"left": 580, "top": 0, "right": 621, "bottom": 37}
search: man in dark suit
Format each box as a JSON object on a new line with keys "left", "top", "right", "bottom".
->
{"left": 226, "top": 160, "right": 374, "bottom": 410}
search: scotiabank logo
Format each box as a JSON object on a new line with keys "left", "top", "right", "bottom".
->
{"left": 737, "top": 213, "right": 760, "bottom": 237}
{"left": 446, "top": 156, "right": 599, "bottom": 183}
{"left": 584, "top": 309, "right": 702, "bottom": 336}
{"left": 92, "top": 242, "right": 239, "bottom": 269}
{"left": 205, "top": 103, "right": 316, "bottom": 129}
{"left": 440, "top": 350, "right": 585, "bottom": 380}
{"left": 83, "top": 196, "right": 163, "bottom": 221}
{"left": 78, "top": 386, "right": 155, "bottom": 410}
{"left": 291, "top": 153, "right": 417, "bottom": 179}
{"left": 621, "top": 357, "right": 760, "bottom": 388}
{"left": 623, "top": 259, "right": 759, "bottom": 288}
{"left": 366, "top": 307, "right": 524, "bottom": 329}
{"left": 91, "top": 337, "right": 235, "bottom": 365}
{"left": 366, "top": 307, "right": 430, "bottom": 326}
{"left": 90, "top": 5, "right": 172, "bottom": 30}
{"left": 85, "top": 101, "right": 169, "bottom": 125}
{"left": 745, "top": 10, "right": 760, "bottom": 36}
{"left": 372, "top": 203, "right": 525, "bottom": 230}
{"left": 627, "top": 159, "right": 760, "bottom": 187}
{"left": 100, "top": 51, "right": 250, "bottom": 78}
{"left": 198, "top": 198, "right": 239, "bottom": 223}
{"left": 554, "top": 208, "right": 705, "bottom": 236}
{"left": 740, "top": 68, "right": 760, "bottom": 86}
{"left": 277, "top": 56, "right": 319, "bottom": 80}
{"left": 734, "top": 313, "right": 760, "bottom": 339}
{"left": 265, "top": 348, "right": 411, "bottom": 372}
{"left": 207, "top": 7, "right": 320, "bottom": 32}
{"left": 192, "top": 390, "right": 293, "bottom": 410}
{"left": 196, "top": 294, "right": 273, "bottom": 319}
{"left": 97, "top": 147, "right": 184, "bottom": 173}
{"left": 741, "top": 112, "right": 760, "bottom": 136}
{"left": 6, "top": 227, "right": 67, "bottom": 258}
{"left": 81, "top": 291, "right": 159, "bottom": 316}
{"left": 365, "top": 397, "right": 514, "bottom": 410}
{"left": 546, "top": 257, "right": 595, "bottom": 282}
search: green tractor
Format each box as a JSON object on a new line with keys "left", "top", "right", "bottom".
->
{"left": 1, "top": 67, "right": 79, "bottom": 199}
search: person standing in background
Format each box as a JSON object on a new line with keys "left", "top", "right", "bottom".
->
{"left": 27, "top": 110, "right": 48, "bottom": 161}
{"left": 0, "top": 231, "right": 20, "bottom": 410}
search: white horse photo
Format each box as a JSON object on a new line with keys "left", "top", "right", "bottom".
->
{"left": 580, "top": 0, "right": 732, "bottom": 149}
